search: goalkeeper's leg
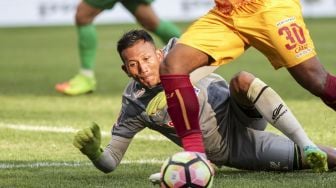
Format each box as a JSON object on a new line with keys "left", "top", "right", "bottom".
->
{"left": 230, "top": 71, "right": 328, "bottom": 172}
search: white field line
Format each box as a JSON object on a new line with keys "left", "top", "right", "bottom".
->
{"left": 0, "top": 123, "right": 168, "bottom": 141}
{"left": 0, "top": 159, "right": 165, "bottom": 169}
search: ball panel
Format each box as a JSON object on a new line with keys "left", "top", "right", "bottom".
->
{"left": 160, "top": 152, "right": 214, "bottom": 188}
{"left": 163, "top": 164, "right": 186, "bottom": 187}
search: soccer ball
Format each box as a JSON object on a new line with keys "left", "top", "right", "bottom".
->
{"left": 160, "top": 151, "right": 214, "bottom": 188}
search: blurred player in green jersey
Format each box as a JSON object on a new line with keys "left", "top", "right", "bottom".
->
{"left": 55, "top": 0, "right": 181, "bottom": 96}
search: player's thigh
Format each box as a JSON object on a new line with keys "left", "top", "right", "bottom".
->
{"left": 122, "top": 0, "right": 154, "bottom": 13}
{"left": 228, "top": 126, "right": 295, "bottom": 171}
{"left": 84, "top": 0, "right": 119, "bottom": 9}
{"left": 127, "top": 2, "right": 159, "bottom": 31}
{"left": 179, "top": 10, "right": 245, "bottom": 66}
{"left": 239, "top": 0, "right": 316, "bottom": 69}
{"left": 76, "top": 1, "right": 104, "bottom": 24}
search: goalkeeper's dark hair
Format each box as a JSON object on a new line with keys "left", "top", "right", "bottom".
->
{"left": 117, "top": 29, "right": 155, "bottom": 62}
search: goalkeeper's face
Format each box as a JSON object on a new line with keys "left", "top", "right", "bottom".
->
{"left": 121, "top": 40, "right": 163, "bottom": 88}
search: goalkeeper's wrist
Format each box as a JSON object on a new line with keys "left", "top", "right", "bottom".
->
{"left": 86, "top": 148, "right": 103, "bottom": 161}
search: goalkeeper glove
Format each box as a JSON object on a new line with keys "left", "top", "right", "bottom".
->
{"left": 73, "top": 122, "right": 103, "bottom": 161}
{"left": 146, "top": 91, "right": 167, "bottom": 116}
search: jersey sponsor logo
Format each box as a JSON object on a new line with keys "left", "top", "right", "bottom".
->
{"left": 276, "top": 17, "right": 296, "bottom": 28}
{"left": 294, "top": 43, "right": 309, "bottom": 53}
{"left": 295, "top": 47, "right": 313, "bottom": 58}
{"left": 272, "top": 104, "right": 288, "bottom": 124}
{"left": 134, "top": 88, "right": 146, "bottom": 98}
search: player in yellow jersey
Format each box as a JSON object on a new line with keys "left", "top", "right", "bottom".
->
{"left": 157, "top": 0, "right": 335, "bottom": 173}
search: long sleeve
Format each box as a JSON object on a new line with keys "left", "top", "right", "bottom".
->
{"left": 92, "top": 135, "right": 132, "bottom": 173}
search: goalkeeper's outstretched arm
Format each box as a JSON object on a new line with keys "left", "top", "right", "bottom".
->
{"left": 73, "top": 123, "right": 131, "bottom": 173}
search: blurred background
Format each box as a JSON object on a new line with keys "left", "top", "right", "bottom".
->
{"left": 1, "top": 0, "right": 336, "bottom": 28}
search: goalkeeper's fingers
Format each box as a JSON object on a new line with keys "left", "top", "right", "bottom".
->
{"left": 73, "top": 131, "right": 85, "bottom": 149}
{"left": 91, "top": 122, "right": 101, "bottom": 140}
{"left": 73, "top": 126, "right": 95, "bottom": 149}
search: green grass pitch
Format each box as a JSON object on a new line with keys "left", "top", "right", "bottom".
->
{"left": 0, "top": 19, "right": 335, "bottom": 187}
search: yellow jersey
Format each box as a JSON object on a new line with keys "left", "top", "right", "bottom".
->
{"left": 215, "top": 0, "right": 254, "bottom": 14}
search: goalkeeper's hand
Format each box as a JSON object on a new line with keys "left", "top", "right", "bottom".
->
{"left": 73, "top": 122, "right": 103, "bottom": 161}
{"left": 146, "top": 91, "right": 167, "bottom": 116}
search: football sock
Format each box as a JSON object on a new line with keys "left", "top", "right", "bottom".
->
{"left": 154, "top": 20, "right": 181, "bottom": 43}
{"left": 293, "top": 144, "right": 302, "bottom": 170}
{"left": 247, "top": 78, "right": 316, "bottom": 148}
{"left": 78, "top": 24, "right": 97, "bottom": 70}
{"left": 321, "top": 73, "right": 336, "bottom": 111}
{"left": 79, "top": 68, "right": 94, "bottom": 78}
{"left": 160, "top": 74, "right": 205, "bottom": 153}
{"left": 182, "top": 133, "right": 205, "bottom": 154}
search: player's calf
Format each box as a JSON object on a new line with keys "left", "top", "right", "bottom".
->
{"left": 321, "top": 73, "right": 336, "bottom": 111}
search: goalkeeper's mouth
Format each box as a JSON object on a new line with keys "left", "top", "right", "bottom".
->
{"left": 140, "top": 75, "right": 160, "bottom": 88}
{"left": 139, "top": 76, "right": 154, "bottom": 87}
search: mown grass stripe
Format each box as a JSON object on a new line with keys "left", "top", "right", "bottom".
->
{"left": 0, "top": 123, "right": 169, "bottom": 141}
{"left": 0, "top": 159, "right": 164, "bottom": 169}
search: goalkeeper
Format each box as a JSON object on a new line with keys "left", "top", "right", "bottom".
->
{"left": 73, "top": 29, "right": 335, "bottom": 174}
